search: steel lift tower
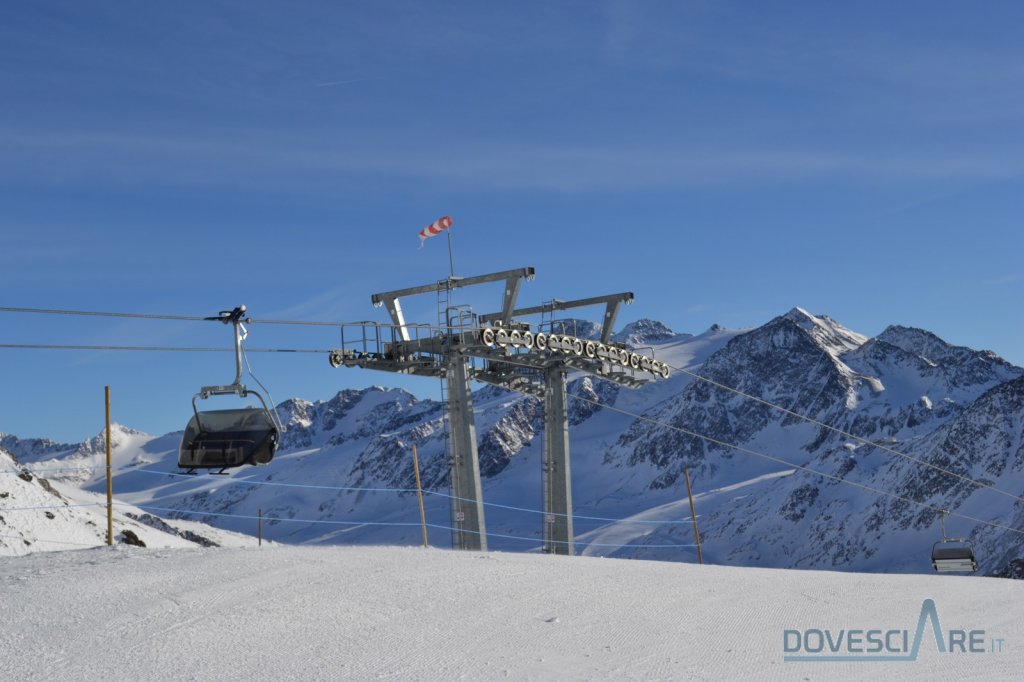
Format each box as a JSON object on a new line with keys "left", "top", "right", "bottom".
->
{"left": 329, "top": 267, "right": 668, "bottom": 553}
{"left": 367, "top": 267, "right": 534, "bottom": 551}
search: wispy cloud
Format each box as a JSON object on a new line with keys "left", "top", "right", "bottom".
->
{"left": 311, "top": 78, "right": 366, "bottom": 88}
{"left": 2, "top": 126, "right": 1021, "bottom": 195}
{"left": 981, "top": 273, "right": 1023, "bottom": 287}
{"left": 602, "top": 0, "right": 644, "bottom": 63}
{"left": 262, "top": 286, "right": 360, "bottom": 322}
{"left": 589, "top": 5, "right": 1024, "bottom": 126}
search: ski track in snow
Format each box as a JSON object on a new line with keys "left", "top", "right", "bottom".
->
{"left": 2, "top": 545, "right": 1021, "bottom": 681}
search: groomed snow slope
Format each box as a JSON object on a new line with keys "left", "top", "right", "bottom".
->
{"left": 2, "top": 546, "right": 1020, "bottom": 681}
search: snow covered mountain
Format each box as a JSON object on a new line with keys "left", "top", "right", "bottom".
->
{"left": 4, "top": 309, "right": 1023, "bottom": 577}
{"left": 596, "top": 309, "right": 1023, "bottom": 575}
{"left": 0, "top": 445, "right": 254, "bottom": 555}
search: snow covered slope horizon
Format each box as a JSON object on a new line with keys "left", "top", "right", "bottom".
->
{"left": 4, "top": 309, "right": 1023, "bottom": 577}
{"left": 2, "top": 545, "right": 1022, "bottom": 681}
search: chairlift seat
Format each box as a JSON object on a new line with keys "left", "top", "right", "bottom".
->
{"left": 931, "top": 540, "right": 978, "bottom": 573}
{"left": 179, "top": 408, "right": 279, "bottom": 469}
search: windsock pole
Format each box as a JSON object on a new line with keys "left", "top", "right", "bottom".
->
{"left": 447, "top": 229, "right": 455, "bottom": 278}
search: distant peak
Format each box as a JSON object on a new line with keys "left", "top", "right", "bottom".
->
{"left": 612, "top": 319, "right": 683, "bottom": 346}
{"left": 548, "top": 318, "right": 602, "bottom": 340}
{"left": 777, "top": 307, "right": 867, "bottom": 355}
{"left": 91, "top": 423, "right": 146, "bottom": 441}
{"left": 877, "top": 325, "right": 944, "bottom": 347}
{"left": 874, "top": 325, "right": 1008, "bottom": 369}
{"left": 277, "top": 397, "right": 313, "bottom": 408}
{"left": 110, "top": 422, "right": 145, "bottom": 436}
{"left": 329, "top": 385, "right": 408, "bottom": 401}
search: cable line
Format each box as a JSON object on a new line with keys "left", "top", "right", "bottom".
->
{"left": 249, "top": 318, "right": 350, "bottom": 327}
{"left": 0, "top": 503, "right": 101, "bottom": 512}
{"left": 0, "top": 304, "right": 404, "bottom": 329}
{"left": 0, "top": 343, "right": 329, "bottom": 353}
{"left": 117, "top": 502, "right": 694, "bottom": 549}
{"left": 0, "top": 306, "right": 208, "bottom": 321}
{"left": 0, "top": 533, "right": 100, "bottom": 547}
{"left": 663, "top": 359, "right": 1024, "bottom": 507}
{"left": 123, "top": 468, "right": 690, "bottom": 525}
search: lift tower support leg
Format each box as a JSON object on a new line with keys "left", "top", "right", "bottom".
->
{"left": 447, "top": 354, "right": 487, "bottom": 551}
{"left": 543, "top": 366, "right": 574, "bottom": 555}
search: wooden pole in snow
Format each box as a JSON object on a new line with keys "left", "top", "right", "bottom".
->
{"left": 412, "top": 445, "right": 429, "bottom": 548}
{"left": 684, "top": 468, "right": 703, "bottom": 565}
{"left": 105, "top": 386, "right": 113, "bottom": 546}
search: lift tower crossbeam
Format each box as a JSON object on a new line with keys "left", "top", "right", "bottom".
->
{"left": 372, "top": 267, "right": 535, "bottom": 341}
{"left": 480, "top": 291, "right": 633, "bottom": 345}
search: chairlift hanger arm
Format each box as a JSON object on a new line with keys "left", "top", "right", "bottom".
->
{"left": 205, "top": 305, "right": 250, "bottom": 324}
{"left": 369, "top": 267, "right": 535, "bottom": 341}
{"left": 200, "top": 304, "right": 262, "bottom": 395}
{"left": 480, "top": 292, "right": 634, "bottom": 344}
{"left": 206, "top": 305, "right": 250, "bottom": 388}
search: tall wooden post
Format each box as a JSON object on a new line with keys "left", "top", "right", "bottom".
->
{"left": 412, "top": 445, "right": 429, "bottom": 548}
{"left": 684, "top": 468, "right": 703, "bottom": 565}
{"left": 105, "top": 386, "right": 113, "bottom": 546}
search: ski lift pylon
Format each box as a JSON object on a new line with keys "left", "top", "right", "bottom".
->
{"left": 178, "top": 305, "right": 280, "bottom": 473}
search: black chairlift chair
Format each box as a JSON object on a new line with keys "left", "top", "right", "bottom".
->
{"left": 179, "top": 305, "right": 280, "bottom": 473}
{"left": 931, "top": 510, "right": 979, "bottom": 573}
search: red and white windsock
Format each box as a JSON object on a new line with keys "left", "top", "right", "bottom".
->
{"left": 419, "top": 215, "right": 453, "bottom": 247}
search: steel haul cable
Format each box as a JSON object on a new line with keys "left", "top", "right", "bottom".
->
{"left": 1, "top": 467, "right": 694, "bottom": 525}
{"left": 0, "top": 497, "right": 694, "bottom": 549}
{"left": 117, "top": 502, "right": 696, "bottom": 549}
{"left": 0, "top": 306, "right": 208, "bottom": 321}
{"left": 0, "top": 305, "right": 409, "bottom": 328}
{"left": 0, "top": 344, "right": 328, "bottom": 353}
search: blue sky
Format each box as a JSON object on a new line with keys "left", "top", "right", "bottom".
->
{"left": 2, "top": 1, "right": 1022, "bottom": 442}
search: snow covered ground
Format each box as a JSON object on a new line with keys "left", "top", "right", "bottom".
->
{"left": 0, "top": 449, "right": 259, "bottom": 556}
{"left": 2, "top": 545, "right": 1020, "bottom": 681}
